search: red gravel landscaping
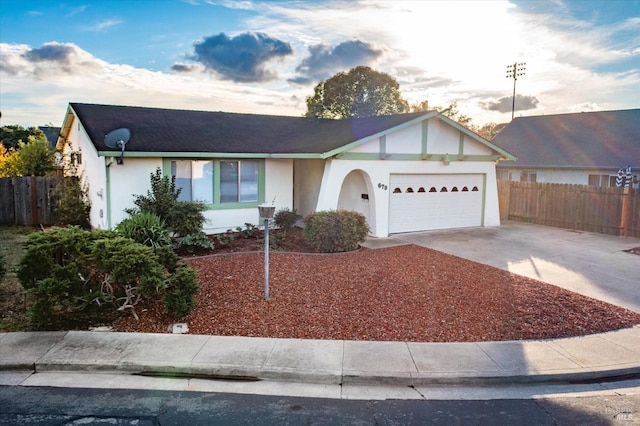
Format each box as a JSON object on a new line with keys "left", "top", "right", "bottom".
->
{"left": 113, "top": 244, "right": 640, "bottom": 342}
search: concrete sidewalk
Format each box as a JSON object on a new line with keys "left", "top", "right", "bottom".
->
{"left": 2, "top": 327, "right": 640, "bottom": 387}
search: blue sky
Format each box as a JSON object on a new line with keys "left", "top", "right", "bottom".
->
{"left": 1, "top": 0, "right": 638, "bottom": 127}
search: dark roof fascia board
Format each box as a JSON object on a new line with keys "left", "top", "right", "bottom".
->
{"left": 97, "top": 151, "right": 324, "bottom": 159}
{"left": 320, "top": 112, "right": 439, "bottom": 159}
{"left": 435, "top": 114, "right": 517, "bottom": 161}
{"left": 58, "top": 104, "right": 102, "bottom": 160}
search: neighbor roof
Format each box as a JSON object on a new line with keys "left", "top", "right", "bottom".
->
{"left": 492, "top": 109, "right": 640, "bottom": 169}
{"left": 64, "top": 103, "right": 433, "bottom": 157}
{"left": 38, "top": 126, "right": 60, "bottom": 148}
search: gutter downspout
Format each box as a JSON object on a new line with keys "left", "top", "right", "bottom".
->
{"left": 106, "top": 158, "right": 113, "bottom": 229}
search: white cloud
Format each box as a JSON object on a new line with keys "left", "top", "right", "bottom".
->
{"left": 1, "top": 0, "right": 638, "bottom": 127}
{"left": 81, "top": 19, "right": 123, "bottom": 32}
{"left": 0, "top": 42, "right": 303, "bottom": 126}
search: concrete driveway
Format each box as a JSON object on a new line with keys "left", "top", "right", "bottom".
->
{"left": 363, "top": 221, "right": 640, "bottom": 313}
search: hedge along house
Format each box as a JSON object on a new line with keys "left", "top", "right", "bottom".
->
{"left": 57, "top": 103, "right": 515, "bottom": 237}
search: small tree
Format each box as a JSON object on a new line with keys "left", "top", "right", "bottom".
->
{"left": 52, "top": 177, "right": 91, "bottom": 228}
{"left": 1, "top": 135, "right": 58, "bottom": 177}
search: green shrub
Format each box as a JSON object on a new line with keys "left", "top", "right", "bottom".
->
{"left": 154, "top": 244, "right": 179, "bottom": 273}
{"left": 215, "top": 230, "right": 237, "bottom": 246}
{"left": 274, "top": 208, "right": 298, "bottom": 231}
{"left": 175, "top": 232, "right": 215, "bottom": 253}
{"left": 116, "top": 212, "right": 171, "bottom": 249}
{"left": 127, "top": 168, "right": 207, "bottom": 238}
{"left": 126, "top": 168, "right": 179, "bottom": 225}
{"left": 170, "top": 201, "right": 208, "bottom": 237}
{"left": 52, "top": 177, "right": 91, "bottom": 228}
{"left": 163, "top": 265, "right": 199, "bottom": 317}
{"left": 303, "top": 210, "right": 369, "bottom": 253}
{"left": 17, "top": 226, "right": 176, "bottom": 329}
{"left": 91, "top": 237, "right": 167, "bottom": 299}
{"left": 115, "top": 212, "right": 179, "bottom": 271}
{"left": 236, "top": 223, "right": 258, "bottom": 239}
{"left": 18, "top": 226, "right": 117, "bottom": 329}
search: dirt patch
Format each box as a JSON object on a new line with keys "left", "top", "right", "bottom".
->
{"left": 114, "top": 244, "right": 640, "bottom": 342}
{"left": 624, "top": 247, "right": 640, "bottom": 256}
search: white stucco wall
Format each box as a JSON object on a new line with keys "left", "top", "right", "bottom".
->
{"left": 64, "top": 115, "right": 108, "bottom": 229}
{"left": 463, "top": 134, "right": 492, "bottom": 155}
{"left": 293, "top": 159, "right": 325, "bottom": 216}
{"left": 387, "top": 124, "right": 421, "bottom": 153}
{"left": 107, "top": 158, "right": 163, "bottom": 228}
{"left": 316, "top": 159, "right": 500, "bottom": 237}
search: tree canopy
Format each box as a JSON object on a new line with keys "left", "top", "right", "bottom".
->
{"left": 0, "top": 131, "right": 57, "bottom": 177}
{"left": 303, "top": 66, "right": 507, "bottom": 140}
{"left": 0, "top": 125, "right": 45, "bottom": 151}
{"left": 305, "top": 66, "right": 409, "bottom": 119}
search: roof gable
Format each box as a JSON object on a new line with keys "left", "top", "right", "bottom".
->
{"left": 492, "top": 109, "right": 640, "bottom": 168}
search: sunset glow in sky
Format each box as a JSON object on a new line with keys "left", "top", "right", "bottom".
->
{"left": 1, "top": 0, "right": 638, "bottom": 127}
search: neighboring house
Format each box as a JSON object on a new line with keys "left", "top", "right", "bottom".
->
{"left": 57, "top": 103, "right": 515, "bottom": 237}
{"left": 39, "top": 126, "right": 61, "bottom": 148}
{"left": 492, "top": 109, "right": 640, "bottom": 187}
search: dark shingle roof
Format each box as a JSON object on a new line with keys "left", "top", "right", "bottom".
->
{"left": 492, "top": 109, "right": 640, "bottom": 169}
{"left": 69, "top": 103, "right": 430, "bottom": 156}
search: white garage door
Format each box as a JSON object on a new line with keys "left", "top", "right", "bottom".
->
{"left": 389, "top": 174, "right": 484, "bottom": 233}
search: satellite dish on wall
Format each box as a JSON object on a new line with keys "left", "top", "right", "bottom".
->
{"left": 104, "top": 128, "right": 130, "bottom": 165}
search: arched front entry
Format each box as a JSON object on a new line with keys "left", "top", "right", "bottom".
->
{"left": 337, "top": 169, "right": 375, "bottom": 233}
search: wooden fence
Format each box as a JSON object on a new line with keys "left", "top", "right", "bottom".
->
{"left": 0, "top": 176, "right": 67, "bottom": 226}
{"left": 497, "top": 180, "right": 640, "bottom": 238}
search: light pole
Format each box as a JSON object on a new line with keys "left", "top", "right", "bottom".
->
{"left": 506, "top": 62, "right": 526, "bottom": 120}
{"left": 258, "top": 204, "right": 275, "bottom": 301}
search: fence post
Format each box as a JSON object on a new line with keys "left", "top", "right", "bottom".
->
{"left": 620, "top": 186, "right": 632, "bottom": 237}
{"left": 30, "top": 175, "right": 39, "bottom": 225}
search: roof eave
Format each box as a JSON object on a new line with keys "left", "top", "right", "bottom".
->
{"left": 56, "top": 105, "right": 76, "bottom": 149}
{"left": 96, "top": 151, "right": 324, "bottom": 159}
